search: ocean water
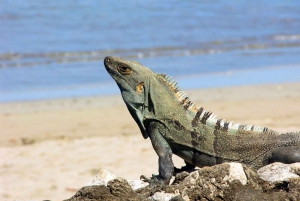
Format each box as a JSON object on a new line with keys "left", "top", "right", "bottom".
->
{"left": 0, "top": 1, "right": 300, "bottom": 102}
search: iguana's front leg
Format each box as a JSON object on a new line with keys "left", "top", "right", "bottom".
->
{"left": 143, "top": 121, "right": 174, "bottom": 186}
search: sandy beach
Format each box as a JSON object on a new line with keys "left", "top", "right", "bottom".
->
{"left": 1, "top": 82, "right": 300, "bottom": 200}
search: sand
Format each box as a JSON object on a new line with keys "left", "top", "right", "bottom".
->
{"left": 1, "top": 82, "right": 300, "bottom": 200}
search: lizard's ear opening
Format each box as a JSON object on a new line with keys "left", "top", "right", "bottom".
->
{"left": 136, "top": 82, "right": 144, "bottom": 93}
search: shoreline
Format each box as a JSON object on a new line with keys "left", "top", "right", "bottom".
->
{"left": 2, "top": 81, "right": 300, "bottom": 111}
{"left": 1, "top": 64, "right": 300, "bottom": 103}
{"left": 1, "top": 82, "right": 300, "bottom": 200}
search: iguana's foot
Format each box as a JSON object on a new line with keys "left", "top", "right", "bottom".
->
{"left": 174, "top": 161, "right": 196, "bottom": 174}
{"left": 140, "top": 174, "right": 166, "bottom": 188}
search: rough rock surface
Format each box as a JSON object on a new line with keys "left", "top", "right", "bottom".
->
{"left": 85, "top": 168, "right": 149, "bottom": 190}
{"left": 257, "top": 162, "right": 300, "bottom": 182}
{"left": 65, "top": 162, "right": 300, "bottom": 201}
{"left": 85, "top": 169, "right": 117, "bottom": 186}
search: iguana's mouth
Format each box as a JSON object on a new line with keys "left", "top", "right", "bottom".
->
{"left": 104, "top": 56, "right": 116, "bottom": 73}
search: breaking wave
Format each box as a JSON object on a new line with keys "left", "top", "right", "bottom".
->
{"left": 1, "top": 34, "right": 300, "bottom": 68}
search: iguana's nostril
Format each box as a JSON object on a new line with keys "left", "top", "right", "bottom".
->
{"left": 104, "top": 56, "right": 112, "bottom": 65}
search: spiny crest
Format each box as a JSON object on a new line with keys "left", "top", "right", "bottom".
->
{"left": 157, "top": 73, "right": 180, "bottom": 92}
{"left": 193, "top": 106, "right": 277, "bottom": 135}
{"left": 156, "top": 73, "right": 196, "bottom": 111}
{"left": 156, "top": 73, "right": 275, "bottom": 135}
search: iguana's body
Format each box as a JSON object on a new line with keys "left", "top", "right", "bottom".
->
{"left": 104, "top": 56, "right": 300, "bottom": 185}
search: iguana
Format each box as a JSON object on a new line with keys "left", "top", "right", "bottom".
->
{"left": 104, "top": 56, "right": 300, "bottom": 186}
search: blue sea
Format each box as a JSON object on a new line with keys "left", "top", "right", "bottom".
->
{"left": 1, "top": 1, "right": 300, "bottom": 102}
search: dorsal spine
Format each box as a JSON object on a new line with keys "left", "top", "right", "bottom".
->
{"left": 156, "top": 73, "right": 277, "bottom": 135}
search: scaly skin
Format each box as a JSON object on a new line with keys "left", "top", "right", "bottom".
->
{"left": 104, "top": 56, "right": 300, "bottom": 186}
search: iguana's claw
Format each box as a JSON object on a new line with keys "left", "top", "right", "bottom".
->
{"left": 140, "top": 174, "right": 166, "bottom": 188}
{"left": 140, "top": 174, "right": 152, "bottom": 183}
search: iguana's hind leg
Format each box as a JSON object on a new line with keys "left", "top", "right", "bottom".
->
{"left": 269, "top": 147, "right": 300, "bottom": 164}
{"left": 141, "top": 121, "right": 174, "bottom": 187}
{"left": 174, "top": 161, "right": 196, "bottom": 174}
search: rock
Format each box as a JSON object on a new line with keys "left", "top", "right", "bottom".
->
{"left": 85, "top": 169, "right": 116, "bottom": 186}
{"left": 85, "top": 168, "right": 148, "bottom": 190}
{"left": 65, "top": 177, "right": 141, "bottom": 201}
{"left": 107, "top": 177, "right": 139, "bottom": 198}
{"left": 173, "top": 171, "right": 190, "bottom": 185}
{"left": 288, "top": 162, "right": 300, "bottom": 175}
{"left": 65, "top": 162, "right": 300, "bottom": 201}
{"left": 226, "top": 162, "right": 247, "bottom": 185}
{"left": 127, "top": 179, "right": 149, "bottom": 190}
{"left": 178, "top": 162, "right": 247, "bottom": 200}
{"left": 64, "top": 185, "right": 115, "bottom": 201}
{"left": 257, "top": 162, "right": 300, "bottom": 182}
{"left": 181, "top": 162, "right": 248, "bottom": 200}
{"left": 148, "top": 191, "right": 180, "bottom": 201}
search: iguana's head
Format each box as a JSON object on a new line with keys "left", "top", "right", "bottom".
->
{"left": 104, "top": 56, "right": 153, "bottom": 139}
{"left": 104, "top": 56, "right": 152, "bottom": 95}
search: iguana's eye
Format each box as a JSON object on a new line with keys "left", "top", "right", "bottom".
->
{"left": 118, "top": 65, "right": 132, "bottom": 75}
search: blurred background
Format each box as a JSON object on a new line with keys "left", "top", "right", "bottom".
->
{"left": 2, "top": 1, "right": 300, "bottom": 200}
{"left": 1, "top": 1, "right": 300, "bottom": 102}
